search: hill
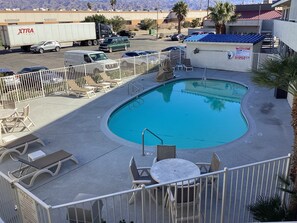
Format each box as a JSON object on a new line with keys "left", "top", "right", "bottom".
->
{"left": 0, "top": 0, "right": 264, "bottom": 11}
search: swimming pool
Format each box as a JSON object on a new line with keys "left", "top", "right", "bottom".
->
{"left": 108, "top": 79, "right": 248, "bottom": 149}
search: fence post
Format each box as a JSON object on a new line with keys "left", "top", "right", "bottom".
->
{"left": 39, "top": 71, "right": 45, "bottom": 97}
{"left": 146, "top": 54, "right": 149, "bottom": 74}
{"left": 84, "top": 64, "right": 87, "bottom": 76}
{"left": 64, "top": 68, "right": 69, "bottom": 94}
{"left": 281, "top": 153, "right": 292, "bottom": 205}
{"left": 134, "top": 57, "right": 136, "bottom": 76}
{"left": 220, "top": 167, "right": 228, "bottom": 223}
{"left": 13, "top": 75, "right": 20, "bottom": 102}
{"left": 141, "top": 184, "right": 146, "bottom": 223}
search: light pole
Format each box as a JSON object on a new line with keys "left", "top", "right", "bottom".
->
{"left": 156, "top": 6, "right": 159, "bottom": 39}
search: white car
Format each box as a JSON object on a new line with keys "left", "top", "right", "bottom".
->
{"left": 121, "top": 50, "right": 159, "bottom": 67}
{"left": 30, "top": 40, "right": 61, "bottom": 54}
{"left": 0, "top": 68, "right": 21, "bottom": 88}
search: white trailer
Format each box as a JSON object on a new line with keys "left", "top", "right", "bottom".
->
{"left": 0, "top": 23, "right": 97, "bottom": 51}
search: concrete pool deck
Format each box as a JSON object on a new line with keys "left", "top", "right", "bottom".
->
{"left": 0, "top": 68, "right": 293, "bottom": 206}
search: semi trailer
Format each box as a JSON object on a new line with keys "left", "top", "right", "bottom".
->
{"left": 0, "top": 22, "right": 113, "bottom": 51}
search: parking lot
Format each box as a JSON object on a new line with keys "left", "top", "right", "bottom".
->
{"left": 0, "top": 35, "right": 185, "bottom": 73}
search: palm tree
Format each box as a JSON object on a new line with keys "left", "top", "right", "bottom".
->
{"left": 208, "top": 1, "right": 240, "bottom": 34}
{"left": 252, "top": 55, "right": 297, "bottom": 218}
{"left": 110, "top": 0, "right": 116, "bottom": 11}
{"left": 172, "top": 1, "right": 188, "bottom": 34}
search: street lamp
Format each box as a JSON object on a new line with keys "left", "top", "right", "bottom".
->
{"left": 156, "top": 6, "right": 159, "bottom": 39}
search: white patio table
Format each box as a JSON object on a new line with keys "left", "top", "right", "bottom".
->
{"left": 150, "top": 158, "right": 201, "bottom": 184}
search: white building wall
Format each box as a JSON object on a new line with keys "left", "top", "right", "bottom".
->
{"left": 274, "top": 20, "right": 297, "bottom": 52}
{"left": 186, "top": 42, "right": 254, "bottom": 72}
{"left": 289, "top": 0, "right": 297, "bottom": 21}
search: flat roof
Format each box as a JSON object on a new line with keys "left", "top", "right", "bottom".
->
{"left": 184, "top": 34, "right": 265, "bottom": 44}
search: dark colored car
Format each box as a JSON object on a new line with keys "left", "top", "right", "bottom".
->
{"left": 171, "top": 33, "right": 185, "bottom": 41}
{"left": 117, "top": 30, "right": 136, "bottom": 38}
{"left": 18, "top": 66, "right": 63, "bottom": 87}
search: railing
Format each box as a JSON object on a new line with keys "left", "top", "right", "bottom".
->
{"left": 0, "top": 154, "right": 291, "bottom": 223}
{"left": 128, "top": 81, "right": 144, "bottom": 96}
{"left": 0, "top": 51, "right": 171, "bottom": 103}
{"left": 141, "top": 128, "right": 163, "bottom": 156}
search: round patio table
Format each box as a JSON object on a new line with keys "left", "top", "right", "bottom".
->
{"left": 150, "top": 158, "right": 201, "bottom": 184}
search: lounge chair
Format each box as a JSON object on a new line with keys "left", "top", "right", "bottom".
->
{"left": 166, "top": 182, "right": 202, "bottom": 222}
{"left": 182, "top": 58, "right": 193, "bottom": 71}
{"left": 67, "top": 80, "right": 96, "bottom": 98}
{"left": 67, "top": 193, "right": 104, "bottom": 223}
{"left": 153, "top": 145, "right": 176, "bottom": 163}
{"left": 83, "top": 76, "right": 111, "bottom": 92}
{"left": 8, "top": 149, "right": 78, "bottom": 187}
{"left": 99, "top": 72, "right": 122, "bottom": 86}
{"left": 0, "top": 133, "right": 45, "bottom": 163}
{"left": 5, "top": 104, "right": 35, "bottom": 132}
{"left": 129, "top": 156, "right": 155, "bottom": 204}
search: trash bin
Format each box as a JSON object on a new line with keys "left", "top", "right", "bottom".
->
{"left": 274, "top": 88, "right": 287, "bottom": 99}
{"left": 149, "top": 29, "right": 156, "bottom": 35}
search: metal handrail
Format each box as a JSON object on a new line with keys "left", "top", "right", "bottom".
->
{"left": 141, "top": 128, "right": 163, "bottom": 156}
{"left": 128, "top": 81, "right": 144, "bottom": 96}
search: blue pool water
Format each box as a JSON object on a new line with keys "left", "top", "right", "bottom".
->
{"left": 108, "top": 79, "right": 248, "bottom": 149}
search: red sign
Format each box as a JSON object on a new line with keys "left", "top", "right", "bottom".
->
{"left": 17, "top": 28, "right": 34, "bottom": 35}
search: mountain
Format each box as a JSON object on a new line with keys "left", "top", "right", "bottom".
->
{"left": 0, "top": 0, "right": 264, "bottom": 11}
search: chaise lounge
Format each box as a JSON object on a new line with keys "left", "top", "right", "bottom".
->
{"left": 8, "top": 149, "right": 78, "bottom": 187}
{"left": 0, "top": 134, "right": 45, "bottom": 163}
{"left": 67, "top": 80, "right": 96, "bottom": 98}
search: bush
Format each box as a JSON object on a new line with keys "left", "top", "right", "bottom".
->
{"left": 191, "top": 18, "right": 201, "bottom": 28}
{"left": 139, "top": 18, "right": 156, "bottom": 30}
{"left": 248, "top": 195, "right": 291, "bottom": 221}
{"left": 182, "top": 21, "right": 191, "bottom": 28}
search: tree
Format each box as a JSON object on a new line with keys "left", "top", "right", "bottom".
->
{"left": 252, "top": 55, "right": 297, "bottom": 218}
{"left": 110, "top": 0, "right": 116, "bottom": 11}
{"left": 108, "top": 16, "right": 125, "bottom": 32}
{"left": 208, "top": 1, "right": 240, "bottom": 34}
{"left": 191, "top": 18, "right": 201, "bottom": 28}
{"left": 87, "top": 2, "right": 92, "bottom": 10}
{"left": 83, "top": 14, "right": 108, "bottom": 24}
{"left": 139, "top": 18, "right": 156, "bottom": 30}
{"left": 172, "top": 1, "right": 188, "bottom": 34}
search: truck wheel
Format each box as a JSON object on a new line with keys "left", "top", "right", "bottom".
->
{"left": 55, "top": 46, "right": 60, "bottom": 52}
{"left": 39, "top": 48, "right": 44, "bottom": 54}
{"left": 87, "top": 40, "right": 92, "bottom": 46}
{"left": 93, "top": 68, "right": 100, "bottom": 76}
{"left": 93, "top": 40, "right": 98, "bottom": 45}
{"left": 109, "top": 48, "right": 113, "bottom": 53}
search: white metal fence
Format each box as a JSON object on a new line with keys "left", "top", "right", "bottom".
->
{"left": 0, "top": 154, "right": 291, "bottom": 223}
{"left": 0, "top": 51, "right": 185, "bottom": 103}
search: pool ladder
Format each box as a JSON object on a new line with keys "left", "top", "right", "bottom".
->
{"left": 128, "top": 81, "right": 144, "bottom": 96}
{"left": 142, "top": 128, "right": 163, "bottom": 156}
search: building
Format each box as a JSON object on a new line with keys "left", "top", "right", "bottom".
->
{"left": 203, "top": 3, "right": 281, "bottom": 36}
{"left": 272, "top": 0, "right": 297, "bottom": 57}
{"left": 185, "top": 34, "right": 264, "bottom": 72}
{"left": 0, "top": 10, "right": 207, "bottom": 28}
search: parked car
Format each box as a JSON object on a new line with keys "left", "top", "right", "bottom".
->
{"left": 18, "top": 66, "right": 63, "bottom": 86}
{"left": 171, "top": 33, "right": 186, "bottom": 41}
{"left": 30, "top": 40, "right": 61, "bottom": 54}
{"left": 121, "top": 50, "right": 159, "bottom": 66}
{"left": 99, "top": 36, "right": 130, "bottom": 53}
{"left": 161, "top": 46, "right": 186, "bottom": 53}
{"left": 117, "top": 30, "right": 136, "bottom": 38}
{"left": 0, "top": 68, "right": 21, "bottom": 88}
